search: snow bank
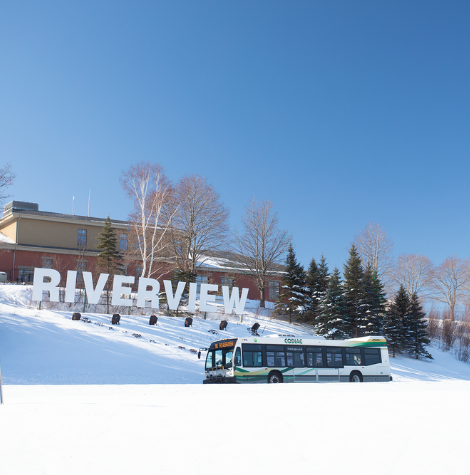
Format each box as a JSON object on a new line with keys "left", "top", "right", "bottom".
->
{"left": 1, "top": 382, "right": 469, "bottom": 475}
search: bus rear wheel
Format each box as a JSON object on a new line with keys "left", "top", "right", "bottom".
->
{"left": 268, "top": 372, "right": 283, "bottom": 383}
{"left": 350, "top": 371, "right": 363, "bottom": 383}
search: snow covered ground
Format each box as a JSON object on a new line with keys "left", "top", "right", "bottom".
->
{"left": 1, "top": 284, "right": 470, "bottom": 474}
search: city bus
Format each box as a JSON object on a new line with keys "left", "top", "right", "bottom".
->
{"left": 202, "top": 334, "right": 391, "bottom": 383}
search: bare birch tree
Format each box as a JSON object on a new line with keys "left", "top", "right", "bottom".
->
{"left": 0, "top": 163, "right": 15, "bottom": 207}
{"left": 233, "top": 198, "right": 291, "bottom": 307}
{"left": 120, "top": 162, "right": 176, "bottom": 279}
{"left": 354, "top": 222, "right": 394, "bottom": 278}
{"left": 390, "top": 253, "right": 432, "bottom": 298}
{"left": 428, "top": 255, "right": 470, "bottom": 321}
{"left": 170, "top": 175, "right": 230, "bottom": 275}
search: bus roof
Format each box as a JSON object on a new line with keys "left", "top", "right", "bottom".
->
{"left": 236, "top": 335, "right": 387, "bottom": 348}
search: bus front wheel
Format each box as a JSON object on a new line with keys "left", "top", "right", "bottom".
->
{"left": 268, "top": 372, "right": 283, "bottom": 383}
{"left": 350, "top": 371, "right": 363, "bottom": 383}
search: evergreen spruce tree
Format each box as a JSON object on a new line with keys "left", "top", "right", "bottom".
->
{"left": 316, "top": 253, "right": 330, "bottom": 315}
{"left": 383, "top": 285, "right": 410, "bottom": 356}
{"left": 316, "top": 267, "right": 348, "bottom": 339}
{"left": 408, "top": 293, "right": 433, "bottom": 359}
{"left": 304, "top": 258, "right": 320, "bottom": 324}
{"left": 343, "top": 244, "right": 366, "bottom": 337}
{"left": 96, "top": 217, "right": 125, "bottom": 313}
{"left": 362, "top": 267, "right": 387, "bottom": 335}
{"left": 274, "top": 244, "right": 306, "bottom": 324}
{"left": 304, "top": 254, "right": 329, "bottom": 325}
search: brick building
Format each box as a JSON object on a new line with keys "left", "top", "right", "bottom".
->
{"left": 0, "top": 201, "right": 284, "bottom": 302}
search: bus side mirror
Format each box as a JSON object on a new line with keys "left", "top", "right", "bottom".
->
{"left": 198, "top": 351, "right": 201, "bottom": 359}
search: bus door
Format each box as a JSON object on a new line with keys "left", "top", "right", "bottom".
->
{"left": 322, "top": 347, "right": 343, "bottom": 381}
{"left": 286, "top": 346, "right": 305, "bottom": 382}
{"left": 306, "top": 347, "right": 343, "bottom": 382}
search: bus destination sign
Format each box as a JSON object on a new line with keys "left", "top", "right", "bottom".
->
{"left": 211, "top": 339, "right": 238, "bottom": 350}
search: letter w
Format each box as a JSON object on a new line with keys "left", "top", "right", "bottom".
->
{"left": 222, "top": 287, "right": 248, "bottom": 315}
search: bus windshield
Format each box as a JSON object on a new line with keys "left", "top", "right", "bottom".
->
{"left": 205, "top": 347, "right": 234, "bottom": 370}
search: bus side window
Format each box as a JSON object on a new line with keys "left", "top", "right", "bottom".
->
{"left": 266, "top": 346, "right": 286, "bottom": 367}
{"left": 235, "top": 347, "right": 241, "bottom": 366}
{"left": 306, "top": 347, "right": 324, "bottom": 367}
{"left": 364, "top": 348, "right": 381, "bottom": 365}
{"left": 345, "top": 348, "right": 361, "bottom": 366}
{"left": 242, "top": 344, "right": 263, "bottom": 367}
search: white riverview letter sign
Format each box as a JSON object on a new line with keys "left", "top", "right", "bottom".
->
{"left": 32, "top": 268, "right": 249, "bottom": 314}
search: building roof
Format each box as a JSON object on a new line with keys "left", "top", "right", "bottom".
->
{"left": 197, "top": 250, "right": 286, "bottom": 274}
{"left": 8, "top": 208, "right": 128, "bottom": 225}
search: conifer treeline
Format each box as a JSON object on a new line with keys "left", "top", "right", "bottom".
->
{"left": 275, "top": 243, "right": 432, "bottom": 359}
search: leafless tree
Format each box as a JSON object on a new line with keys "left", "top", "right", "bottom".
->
{"left": 0, "top": 163, "right": 15, "bottom": 208}
{"left": 171, "top": 175, "right": 230, "bottom": 275}
{"left": 428, "top": 255, "right": 470, "bottom": 321}
{"left": 120, "top": 162, "right": 177, "bottom": 279}
{"left": 354, "top": 222, "right": 394, "bottom": 279}
{"left": 390, "top": 253, "right": 432, "bottom": 298}
{"left": 233, "top": 198, "right": 291, "bottom": 307}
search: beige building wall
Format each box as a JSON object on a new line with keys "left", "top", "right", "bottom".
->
{"left": 17, "top": 218, "right": 125, "bottom": 251}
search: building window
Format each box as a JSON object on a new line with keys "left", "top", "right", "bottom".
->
{"left": 174, "top": 240, "right": 182, "bottom": 254}
{"left": 77, "top": 261, "right": 86, "bottom": 284}
{"left": 221, "top": 276, "right": 234, "bottom": 290}
{"left": 196, "top": 275, "right": 208, "bottom": 294}
{"left": 42, "top": 258, "right": 53, "bottom": 269}
{"left": 269, "top": 281, "right": 280, "bottom": 301}
{"left": 77, "top": 229, "right": 87, "bottom": 246}
{"left": 18, "top": 268, "right": 34, "bottom": 283}
{"left": 119, "top": 234, "right": 128, "bottom": 251}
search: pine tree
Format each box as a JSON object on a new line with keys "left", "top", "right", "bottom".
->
{"left": 362, "top": 267, "right": 387, "bottom": 335}
{"left": 316, "top": 267, "right": 348, "bottom": 339}
{"left": 304, "top": 258, "right": 320, "bottom": 324}
{"left": 304, "top": 254, "right": 329, "bottom": 325}
{"left": 316, "top": 254, "right": 330, "bottom": 311}
{"left": 274, "top": 244, "right": 306, "bottom": 324}
{"left": 343, "top": 244, "right": 366, "bottom": 337}
{"left": 96, "top": 217, "right": 125, "bottom": 313}
{"left": 408, "top": 293, "right": 433, "bottom": 359}
{"left": 383, "top": 285, "right": 410, "bottom": 356}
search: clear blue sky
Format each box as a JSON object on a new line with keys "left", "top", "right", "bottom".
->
{"left": 1, "top": 1, "right": 469, "bottom": 272}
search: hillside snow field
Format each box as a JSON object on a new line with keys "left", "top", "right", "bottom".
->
{"left": 1, "top": 284, "right": 470, "bottom": 474}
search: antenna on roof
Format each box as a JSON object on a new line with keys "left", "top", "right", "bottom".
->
{"left": 88, "top": 190, "right": 91, "bottom": 217}
{"left": 72, "top": 196, "right": 75, "bottom": 215}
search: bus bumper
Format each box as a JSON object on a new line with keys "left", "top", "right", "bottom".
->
{"left": 203, "top": 376, "right": 238, "bottom": 384}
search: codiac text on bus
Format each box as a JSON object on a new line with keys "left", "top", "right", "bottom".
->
{"left": 31, "top": 268, "right": 249, "bottom": 314}
{"left": 284, "top": 338, "right": 303, "bottom": 344}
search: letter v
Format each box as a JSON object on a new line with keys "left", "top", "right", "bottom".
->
{"left": 83, "top": 272, "right": 109, "bottom": 305}
{"left": 163, "top": 280, "right": 186, "bottom": 310}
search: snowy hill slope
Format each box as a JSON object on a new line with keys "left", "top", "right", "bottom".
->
{"left": 1, "top": 283, "right": 470, "bottom": 385}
